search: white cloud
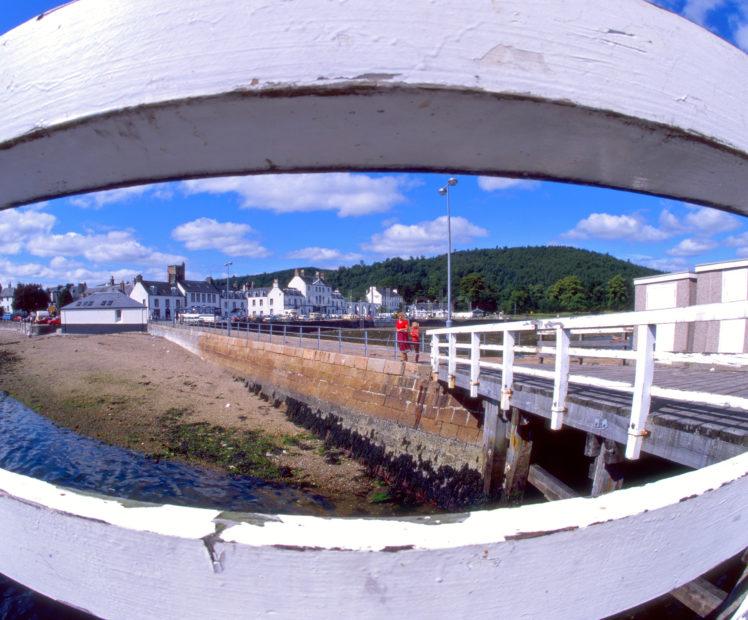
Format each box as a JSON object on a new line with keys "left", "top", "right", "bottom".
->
{"left": 736, "top": 22, "right": 748, "bottom": 51}
{"left": 286, "top": 247, "right": 363, "bottom": 263}
{"left": 363, "top": 216, "right": 488, "bottom": 256}
{"left": 563, "top": 213, "right": 670, "bottom": 242}
{"left": 477, "top": 177, "right": 539, "bottom": 192}
{"left": 69, "top": 184, "right": 173, "bottom": 209}
{"left": 182, "top": 173, "right": 408, "bottom": 217}
{"left": 0, "top": 257, "right": 139, "bottom": 287}
{"left": 681, "top": 206, "right": 740, "bottom": 234}
{"left": 681, "top": 0, "right": 728, "bottom": 24}
{"left": 628, "top": 254, "right": 690, "bottom": 273}
{"left": 26, "top": 230, "right": 184, "bottom": 267}
{"left": 171, "top": 218, "right": 269, "bottom": 257}
{"left": 667, "top": 237, "right": 717, "bottom": 256}
{"left": 0, "top": 209, "right": 56, "bottom": 254}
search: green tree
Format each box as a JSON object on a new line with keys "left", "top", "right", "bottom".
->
{"left": 606, "top": 274, "right": 631, "bottom": 311}
{"left": 547, "top": 276, "right": 588, "bottom": 313}
{"left": 13, "top": 283, "right": 50, "bottom": 313}
{"left": 57, "top": 287, "right": 74, "bottom": 308}
{"left": 459, "top": 273, "right": 488, "bottom": 310}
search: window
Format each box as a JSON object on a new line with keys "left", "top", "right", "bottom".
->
{"left": 165, "top": 299, "right": 170, "bottom": 308}
{"left": 176, "top": 300, "right": 181, "bottom": 308}
{"left": 259, "top": 299, "right": 263, "bottom": 306}
{"left": 115, "top": 309, "right": 122, "bottom": 322}
{"left": 269, "top": 299, "right": 273, "bottom": 306}
{"left": 154, "top": 299, "right": 160, "bottom": 307}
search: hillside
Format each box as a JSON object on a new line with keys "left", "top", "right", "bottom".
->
{"left": 223, "top": 246, "right": 659, "bottom": 313}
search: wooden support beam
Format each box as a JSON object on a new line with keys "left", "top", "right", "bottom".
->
{"left": 481, "top": 398, "right": 508, "bottom": 497}
{"left": 585, "top": 434, "right": 625, "bottom": 497}
{"left": 502, "top": 408, "right": 534, "bottom": 504}
{"left": 527, "top": 464, "right": 577, "bottom": 501}
{"left": 714, "top": 549, "right": 748, "bottom": 620}
{"left": 670, "top": 578, "right": 727, "bottom": 617}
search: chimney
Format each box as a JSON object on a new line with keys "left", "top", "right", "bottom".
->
{"left": 135, "top": 274, "right": 143, "bottom": 283}
{"left": 205, "top": 276, "right": 214, "bottom": 285}
{"left": 109, "top": 275, "right": 115, "bottom": 286}
{"left": 273, "top": 278, "right": 279, "bottom": 288}
{"left": 294, "top": 268, "right": 299, "bottom": 276}
{"left": 300, "top": 269, "right": 305, "bottom": 277}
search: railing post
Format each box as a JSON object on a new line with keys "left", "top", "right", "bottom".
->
{"left": 317, "top": 326, "right": 321, "bottom": 350}
{"left": 470, "top": 332, "right": 481, "bottom": 398}
{"left": 257, "top": 322, "right": 260, "bottom": 341}
{"left": 448, "top": 333, "right": 457, "bottom": 389}
{"left": 501, "top": 331, "right": 515, "bottom": 412}
{"left": 338, "top": 327, "right": 342, "bottom": 353}
{"left": 430, "top": 334, "right": 440, "bottom": 380}
{"left": 550, "top": 326, "right": 570, "bottom": 430}
{"left": 627, "top": 323, "right": 655, "bottom": 459}
{"left": 364, "top": 330, "right": 368, "bottom": 357}
{"left": 283, "top": 324, "right": 287, "bottom": 345}
{"left": 269, "top": 323, "right": 273, "bottom": 341}
{"left": 298, "top": 324, "right": 303, "bottom": 347}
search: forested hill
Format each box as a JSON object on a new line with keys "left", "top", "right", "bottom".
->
{"left": 225, "top": 246, "right": 659, "bottom": 313}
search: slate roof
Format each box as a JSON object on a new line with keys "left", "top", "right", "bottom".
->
{"left": 247, "top": 287, "right": 270, "bottom": 297}
{"left": 0, "top": 287, "right": 14, "bottom": 299}
{"left": 283, "top": 288, "right": 304, "bottom": 297}
{"left": 140, "top": 280, "right": 183, "bottom": 297}
{"left": 178, "top": 280, "right": 221, "bottom": 294}
{"left": 62, "top": 292, "right": 145, "bottom": 311}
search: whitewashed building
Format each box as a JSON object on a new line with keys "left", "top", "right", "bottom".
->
{"left": 0, "top": 284, "right": 14, "bottom": 315}
{"left": 366, "top": 286, "right": 403, "bottom": 312}
{"left": 267, "top": 279, "right": 306, "bottom": 317}
{"left": 130, "top": 277, "right": 185, "bottom": 321}
{"left": 246, "top": 285, "right": 271, "bottom": 318}
{"left": 288, "top": 270, "right": 332, "bottom": 313}
{"left": 61, "top": 292, "right": 147, "bottom": 334}
{"left": 221, "top": 289, "right": 247, "bottom": 316}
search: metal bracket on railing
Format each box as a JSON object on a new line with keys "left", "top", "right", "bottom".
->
{"left": 500, "top": 387, "right": 513, "bottom": 411}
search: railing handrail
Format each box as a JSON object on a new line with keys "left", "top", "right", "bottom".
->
{"left": 427, "top": 301, "right": 748, "bottom": 462}
{"left": 426, "top": 300, "right": 748, "bottom": 335}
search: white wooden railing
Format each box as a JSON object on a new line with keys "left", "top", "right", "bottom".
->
{"left": 428, "top": 301, "right": 748, "bottom": 460}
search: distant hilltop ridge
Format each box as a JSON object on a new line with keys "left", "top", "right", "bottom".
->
{"left": 220, "top": 246, "right": 659, "bottom": 314}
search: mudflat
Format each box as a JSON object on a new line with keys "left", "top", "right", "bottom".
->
{"left": 0, "top": 328, "right": 413, "bottom": 515}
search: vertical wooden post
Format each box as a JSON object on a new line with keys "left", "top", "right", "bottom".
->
{"left": 447, "top": 333, "right": 457, "bottom": 389}
{"left": 550, "top": 327, "right": 570, "bottom": 430}
{"left": 627, "top": 323, "right": 655, "bottom": 459}
{"left": 501, "top": 331, "right": 515, "bottom": 412}
{"left": 502, "top": 407, "right": 534, "bottom": 504}
{"left": 585, "top": 434, "right": 625, "bottom": 497}
{"left": 430, "top": 334, "right": 440, "bottom": 380}
{"left": 469, "top": 332, "right": 480, "bottom": 397}
{"left": 481, "top": 398, "right": 508, "bottom": 497}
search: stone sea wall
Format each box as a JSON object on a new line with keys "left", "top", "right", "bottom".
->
{"left": 151, "top": 325, "right": 485, "bottom": 507}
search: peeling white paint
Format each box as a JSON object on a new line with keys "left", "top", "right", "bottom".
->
{"left": 0, "top": 454, "right": 746, "bottom": 619}
{"left": 0, "top": 0, "right": 746, "bottom": 211}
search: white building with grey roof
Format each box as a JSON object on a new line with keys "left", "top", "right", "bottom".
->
{"left": 0, "top": 284, "right": 15, "bottom": 315}
{"left": 61, "top": 292, "right": 146, "bottom": 334}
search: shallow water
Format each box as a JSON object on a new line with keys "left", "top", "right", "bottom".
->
{"left": 0, "top": 392, "right": 333, "bottom": 619}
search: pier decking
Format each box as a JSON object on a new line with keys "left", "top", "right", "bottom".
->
{"left": 439, "top": 362, "right": 747, "bottom": 469}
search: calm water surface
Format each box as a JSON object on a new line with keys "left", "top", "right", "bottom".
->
{"left": 0, "top": 392, "right": 333, "bottom": 619}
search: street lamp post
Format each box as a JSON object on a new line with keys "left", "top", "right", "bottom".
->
{"left": 438, "top": 177, "right": 458, "bottom": 328}
{"left": 225, "top": 261, "right": 232, "bottom": 337}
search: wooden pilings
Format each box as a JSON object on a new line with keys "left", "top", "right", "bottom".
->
{"left": 503, "top": 408, "right": 534, "bottom": 504}
{"left": 585, "top": 433, "right": 625, "bottom": 497}
{"left": 481, "top": 399, "right": 507, "bottom": 496}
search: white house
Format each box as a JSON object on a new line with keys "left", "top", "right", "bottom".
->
{"left": 0, "top": 284, "right": 14, "bottom": 315}
{"left": 366, "top": 286, "right": 403, "bottom": 312}
{"left": 288, "top": 269, "right": 332, "bottom": 313}
{"left": 221, "top": 289, "right": 247, "bottom": 316}
{"left": 61, "top": 292, "right": 147, "bottom": 334}
{"left": 267, "top": 279, "right": 306, "bottom": 317}
{"left": 130, "top": 277, "right": 185, "bottom": 321}
{"left": 246, "top": 285, "right": 271, "bottom": 318}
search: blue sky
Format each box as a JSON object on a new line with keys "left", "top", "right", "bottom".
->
{"left": 0, "top": 0, "right": 746, "bottom": 288}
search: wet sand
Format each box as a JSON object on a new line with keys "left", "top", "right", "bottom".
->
{"left": 0, "top": 328, "right": 415, "bottom": 515}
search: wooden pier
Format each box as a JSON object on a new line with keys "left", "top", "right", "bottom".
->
{"left": 428, "top": 302, "right": 748, "bottom": 500}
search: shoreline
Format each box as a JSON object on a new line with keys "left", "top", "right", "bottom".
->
{"left": 0, "top": 330, "right": 430, "bottom": 516}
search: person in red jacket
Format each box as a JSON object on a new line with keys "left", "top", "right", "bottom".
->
{"left": 396, "top": 313, "right": 409, "bottom": 361}
{"left": 410, "top": 321, "right": 421, "bottom": 363}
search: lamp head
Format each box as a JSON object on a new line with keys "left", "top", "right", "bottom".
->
{"left": 447, "top": 177, "right": 458, "bottom": 187}
{"left": 438, "top": 187, "right": 447, "bottom": 196}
